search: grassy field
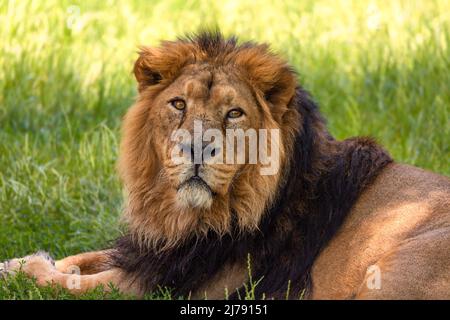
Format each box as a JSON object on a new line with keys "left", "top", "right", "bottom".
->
{"left": 0, "top": 0, "right": 449, "bottom": 299}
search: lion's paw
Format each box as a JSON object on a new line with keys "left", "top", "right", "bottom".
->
{"left": 0, "top": 251, "right": 57, "bottom": 284}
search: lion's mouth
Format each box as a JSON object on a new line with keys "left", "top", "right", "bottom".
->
{"left": 178, "top": 176, "right": 215, "bottom": 195}
{"left": 176, "top": 175, "right": 217, "bottom": 209}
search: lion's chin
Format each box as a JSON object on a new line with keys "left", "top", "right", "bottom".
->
{"left": 176, "top": 177, "right": 213, "bottom": 210}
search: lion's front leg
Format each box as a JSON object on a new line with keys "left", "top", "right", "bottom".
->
{"left": 1, "top": 251, "right": 140, "bottom": 296}
{"left": 55, "top": 250, "right": 113, "bottom": 275}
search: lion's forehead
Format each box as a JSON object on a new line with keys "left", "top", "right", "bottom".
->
{"left": 173, "top": 66, "right": 251, "bottom": 107}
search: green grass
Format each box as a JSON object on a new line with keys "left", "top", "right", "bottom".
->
{"left": 0, "top": 0, "right": 449, "bottom": 299}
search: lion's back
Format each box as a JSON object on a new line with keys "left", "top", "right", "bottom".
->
{"left": 311, "top": 163, "right": 450, "bottom": 299}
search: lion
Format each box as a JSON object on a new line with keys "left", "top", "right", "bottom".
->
{"left": 1, "top": 31, "right": 449, "bottom": 299}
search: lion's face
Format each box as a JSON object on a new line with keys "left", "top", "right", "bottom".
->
{"left": 148, "top": 64, "right": 264, "bottom": 210}
{"left": 119, "top": 33, "right": 299, "bottom": 248}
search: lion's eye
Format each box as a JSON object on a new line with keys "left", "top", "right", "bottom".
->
{"left": 170, "top": 99, "right": 186, "bottom": 111}
{"left": 227, "top": 109, "right": 244, "bottom": 119}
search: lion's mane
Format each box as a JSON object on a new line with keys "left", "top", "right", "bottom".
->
{"left": 111, "top": 31, "right": 392, "bottom": 299}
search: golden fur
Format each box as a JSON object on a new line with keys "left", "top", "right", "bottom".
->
{"left": 119, "top": 38, "right": 298, "bottom": 250}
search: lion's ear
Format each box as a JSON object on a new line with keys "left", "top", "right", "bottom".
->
{"left": 234, "top": 45, "right": 297, "bottom": 106}
{"left": 133, "top": 44, "right": 195, "bottom": 92}
{"left": 133, "top": 48, "right": 163, "bottom": 92}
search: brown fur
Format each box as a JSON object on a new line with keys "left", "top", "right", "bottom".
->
{"left": 119, "top": 33, "right": 298, "bottom": 250}
{"left": 2, "top": 31, "right": 449, "bottom": 299}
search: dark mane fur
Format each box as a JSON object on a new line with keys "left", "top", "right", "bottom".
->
{"left": 111, "top": 32, "right": 392, "bottom": 299}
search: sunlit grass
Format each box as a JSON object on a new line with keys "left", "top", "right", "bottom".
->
{"left": 0, "top": 0, "right": 449, "bottom": 299}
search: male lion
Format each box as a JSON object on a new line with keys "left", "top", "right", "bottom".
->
{"left": 1, "top": 31, "right": 449, "bottom": 299}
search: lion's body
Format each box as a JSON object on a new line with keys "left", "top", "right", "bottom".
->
{"left": 151, "top": 163, "right": 450, "bottom": 299}
{"left": 311, "top": 163, "right": 450, "bottom": 299}
{"left": 193, "top": 163, "right": 450, "bottom": 299}
{"left": 3, "top": 31, "right": 449, "bottom": 299}
{"left": 53, "top": 163, "right": 450, "bottom": 299}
